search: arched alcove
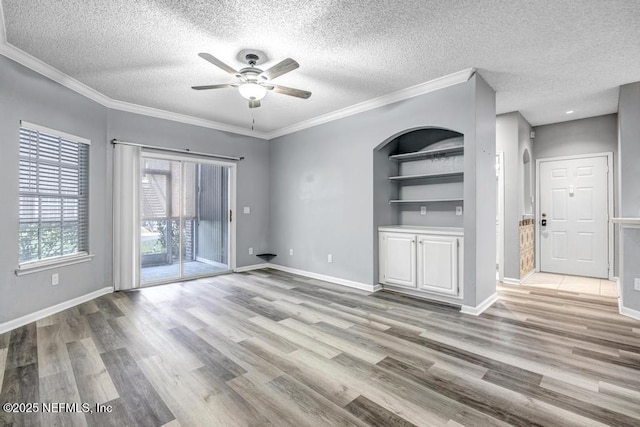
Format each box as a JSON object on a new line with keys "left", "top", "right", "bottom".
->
{"left": 374, "top": 127, "right": 465, "bottom": 228}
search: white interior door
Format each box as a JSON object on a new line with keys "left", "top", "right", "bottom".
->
{"left": 539, "top": 156, "right": 608, "bottom": 278}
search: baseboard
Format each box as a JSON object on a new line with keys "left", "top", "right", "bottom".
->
{"left": 614, "top": 277, "right": 622, "bottom": 313}
{"left": 0, "top": 286, "right": 113, "bottom": 335}
{"left": 234, "top": 263, "right": 270, "bottom": 273}
{"left": 267, "top": 264, "right": 377, "bottom": 293}
{"left": 502, "top": 277, "right": 520, "bottom": 285}
{"left": 620, "top": 305, "right": 640, "bottom": 321}
{"left": 460, "top": 293, "right": 498, "bottom": 316}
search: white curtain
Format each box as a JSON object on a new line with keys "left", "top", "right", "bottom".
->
{"left": 113, "top": 144, "right": 141, "bottom": 291}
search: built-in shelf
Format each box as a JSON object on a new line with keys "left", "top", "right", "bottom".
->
{"left": 389, "top": 198, "right": 463, "bottom": 204}
{"left": 389, "top": 171, "right": 463, "bottom": 181}
{"left": 390, "top": 146, "right": 464, "bottom": 161}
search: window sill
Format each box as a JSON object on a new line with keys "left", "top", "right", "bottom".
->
{"left": 15, "top": 253, "right": 95, "bottom": 276}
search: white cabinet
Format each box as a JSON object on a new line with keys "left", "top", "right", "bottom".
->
{"left": 379, "top": 226, "right": 462, "bottom": 298}
{"left": 417, "top": 235, "right": 459, "bottom": 295}
{"left": 379, "top": 232, "right": 417, "bottom": 288}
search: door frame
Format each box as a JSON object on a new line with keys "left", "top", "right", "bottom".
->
{"left": 140, "top": 151, "right": 237, "bottom": 283}
{"left": 496, "top": 152, "right": 505, "bottom": 282}
{"left": 535, "top": 152, "right": 613, "bottom": 280}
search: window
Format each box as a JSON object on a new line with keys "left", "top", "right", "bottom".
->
{"left": 18, "top": 122, "right": 90, "bottom": 266}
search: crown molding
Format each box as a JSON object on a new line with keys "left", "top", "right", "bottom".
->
{"left": 106, "top": 97, "right": 269, "bottom": 138}
{"left": 264, "top": 68, "right": 475, "bottom": 139}
{"left": 0, "top": 3, "right": 473, "bottom": 141}
{"left": 0, "top": 19, "right": 269, "bottom": 139}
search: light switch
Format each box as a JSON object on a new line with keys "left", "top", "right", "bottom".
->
{"left": 420, "top": 206, "right": 427, "bottom": 215}
{"left": 328, "top": 254, "right": 333, "bottom": 263}
{"left": 456, "top": 206, "right": 463, "bottom": 216}
{"left": 243, "top": 207, "right": 251, "bottom": 214}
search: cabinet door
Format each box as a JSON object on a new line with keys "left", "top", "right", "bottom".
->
{"left": 379, "top": 232, "right": 417, "bottom": 288}
{"left": 417, "top": 235, "right": 459, "bottom": 295}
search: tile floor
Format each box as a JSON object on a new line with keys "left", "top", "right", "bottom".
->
{"left": 521, "top": 272, "right": 618, "bottom": 297}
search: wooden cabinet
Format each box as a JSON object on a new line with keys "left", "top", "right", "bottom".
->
{"left": 379, "top": 226, "right": 462, "bottom": 298}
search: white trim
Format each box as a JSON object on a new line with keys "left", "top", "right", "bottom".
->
{"left": 460, "top": 293, "right": 498, "bottom": 316}
{"left": 234, "top": 263, "right": 271, "bottom": 273}
{"left": 502, "top": 277, "right": 521, "bottom": 285}
{"left": 0, "top": 33, "right": 472, "bottom": 140}
{"left": 15, "top": 253, "right": 95, "bottom": 276}
{"left": 496, "top": 152, "right": 505, "bottom": 282}
{"left": 264, "top": 68, "right": 475, "bottom": 139}
{"left": 268, "top": 264, "right": 377, "bottom": 293}
{"left": 381, "top": 284, "right": 463, "bottom": 304}
{"left": 535, "top": 152, "right": 614, "bottom": 280}
{"left": 0, "top": 286, "right": 112, "bottom": 335}
{"left": 0, "top": 2, "right": 6, "bottom": 43}
{"left": 21, "top": 120, "right": 91, "bottom": 145}
{"left": 108, "top": 98, "right": 268, "bottom": 139}
{"left": 620, "top": 305, "right": 640, "bottom": 322}
{"left": 614, "top": 276, "right": 622, "bottom": 313}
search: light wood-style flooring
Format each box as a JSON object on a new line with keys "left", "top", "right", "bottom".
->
{"left": 1, "top": 268, "right": 639, "bottom": 426}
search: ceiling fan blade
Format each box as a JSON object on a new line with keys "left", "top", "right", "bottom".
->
{"left": 248, "top": 99, "right": 261, "bottom": 109}
{"left": 270, "top": 84, "right": 312, "bottom": 99}
{"left": 191, "top": 84, "right": 234, "bottom": 90}
{"left": 259, "top": 58, "right": 299, "bottom": 81}
{"left": 198, "top": 53, "right": 239, "bottom": 76}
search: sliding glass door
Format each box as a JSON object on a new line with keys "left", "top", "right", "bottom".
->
{"left": 139, "top": 155, "right": 232, "bottom": 285}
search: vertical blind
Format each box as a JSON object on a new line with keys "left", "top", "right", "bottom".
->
{"left": 18, "top": 123, "right": 90, "bottom": 263}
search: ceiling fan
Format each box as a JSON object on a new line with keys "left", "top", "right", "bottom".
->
{"left": 192, "top": 53, "right": 312, "bottom": 108}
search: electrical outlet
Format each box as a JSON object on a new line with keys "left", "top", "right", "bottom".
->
{"left": 289, "top": 249, "right": 294, "bottom": 256}
{"left": 635, "top": 278, "right": 640, "bottom": 291}
{"left": 456, "top": 206, "right": 463, "bottom": 216}
{"left": 248, "top": 247, "right": 253, "bottom": 255}
{"left": 243, "top": 206, "right": 251, "bottom": 214}
{"left": 328, "top": 254, "right": 333, "bottom": 263}
{"left": 51, "top": 273, "right": 59, "bottom": 286}
{"left": 420, "top": 206, "right": 427, "bottom": 215}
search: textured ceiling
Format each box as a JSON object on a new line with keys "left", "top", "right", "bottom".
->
{"left": 1, "top": 0, "right": 639, "bottom": 134}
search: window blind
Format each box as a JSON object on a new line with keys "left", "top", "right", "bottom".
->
{"left": 18, "top": 124, "right": 89, "bottom": 264}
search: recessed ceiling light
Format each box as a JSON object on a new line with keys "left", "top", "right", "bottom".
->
{"left": 566, "top": 110, "right": 574, "bottom": 114}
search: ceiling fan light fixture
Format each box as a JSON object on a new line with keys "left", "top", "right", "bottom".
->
{"left": 238, "top": 82, "right": 267, "bottom": 100}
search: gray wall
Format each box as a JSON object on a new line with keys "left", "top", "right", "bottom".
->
{"left": 107, "top": 110, "right": 269, "bottom": 269}
{"left": 532, "top": 114, "right": 619, "bottom": 276}
{"left": 496, "top": 111, "right": 534, "bottom": 280}
{"left": 0, "top": 55, "right": 109, "bottom": 324}
{"left": 496, "top": 113, "right": 521, "bottom": 279}
{"left": 618, "top": 82, "right": 640, "bottom": 312}
{"left": 472, "top": 75, "right": 498, "bottom": 303}
{"left": 269, "top": 74, "right": 496, "bottom": 307}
